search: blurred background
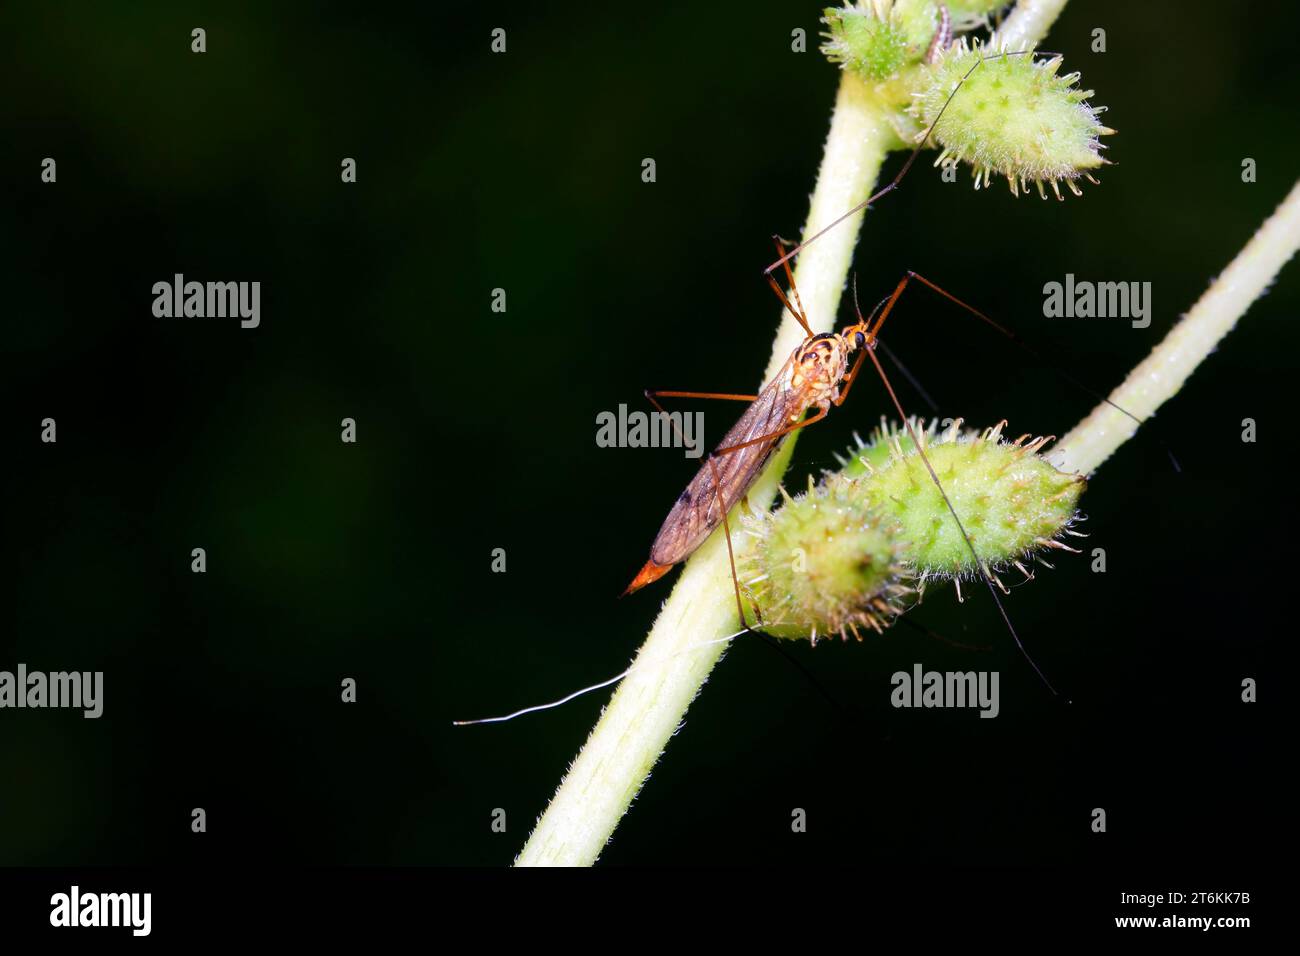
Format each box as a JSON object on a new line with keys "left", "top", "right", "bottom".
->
{"left": 0, "top": 0, "right": 1292, "bottom": 866}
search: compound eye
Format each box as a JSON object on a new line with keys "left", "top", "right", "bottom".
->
{"left": 854, "top": 331, "right": 865, "bottom": 349}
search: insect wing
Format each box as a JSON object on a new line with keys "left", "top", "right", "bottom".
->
{"left": 649, "top": 373, "right": 808, "bottom": 567}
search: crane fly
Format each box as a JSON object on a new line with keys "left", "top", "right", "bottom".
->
{"left": 621, "top": 252, "right": 1091, "bottom": 695}
{"left": 620, "top": 49, "right": 1146, "bottom": 693}
{"left": 621, "top": 47, "right": 1054, "bottom": 602}
{"left": 623, "top": 246, "right": 880, "bottom": 601}
{"left": 621, "top": 238, "right": 1151, "bottom": 695}
{"left": 618, "top": 55, "right": 1005, "bottom": 605}
{"left": 622, "top": 254, "right": 1020, "bottom": 641}
{"left": 457, "top": 49, "right": 1158, "bottom": 724}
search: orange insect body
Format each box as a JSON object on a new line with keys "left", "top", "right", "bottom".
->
{"left": 624, "top": 325, "right": 871, "bottom": 596}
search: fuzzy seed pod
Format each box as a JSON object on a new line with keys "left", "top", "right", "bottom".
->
{"left": 740, "top": 420, "right": 1086, "bottom": 643}
{"left": 821, "top": 0, "right": 944, "bottom": 82}
{"left": 839, "top": 419, "right": 1086, "bottom": 584}
{"left": 737, "top": 475, "right": 914, "bottom": 644}
{"left": 912, "top": 42, "right": 1115, "bottom": 198}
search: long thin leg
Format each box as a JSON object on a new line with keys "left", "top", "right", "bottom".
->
{"left": 835, "top": 348, "right": 870, "bottom": 408}
{"left": 647, "top": 390, "right": 828, "bottom": 456}
{"left": 714, "top": 405, "right": 829, "bottom": 455}
{"left": 774, "top": 237, "right": 807, "bottom": 326}
{"left": 765, "top": 51, "right": 1058, "bottom": 276}
{"left": 645, "top": 389, "right": 757, "bottom": 404}
{"left": 641, "top": 389, "right": 759, "bottom": 457}
{"left": 765, "top": 236, "right": 813, "bottom": 338}
{"left": 773, "top": 236, "right": 812, "bottom": 335}
{"left": 707, "top": 454, "right": 753, "bottom": 628}
{"left": 860, "top": 345, "right": 1062, "bottom": 696}
{"left": 705, "top": 405, "right": 830, "bottom": 627}
{"left": 862, "top": 271, "right": 1155, "bottom": 439}
{"left": 830, "top": 281, "right": 893, "bottom": 409}
{"left": 835, "top": 270, "right": 1170, "bottom": 689}
{"left": 833, "top": 276, "right": 901, "bottom": 409}
{"left": 877, "top": 338, "right": 941, "bottom": 414}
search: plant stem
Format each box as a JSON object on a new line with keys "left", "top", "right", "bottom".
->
{"left": 991, "top": 0, "right": 1070, "bottom": 50}
{"left": 1052, "top": 178, "right": 1300, "bottom": 475}
{"left": 515, "top": 0, "right": 1077, "bottom": 868}
{"left": 515, "top": 73, "right": 891, "bottom": 867}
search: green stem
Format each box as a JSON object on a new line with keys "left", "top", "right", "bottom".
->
{"left": 514, "top": 0, "right": 1076, "bottom": 868}
{"left": 1052, "top": 178, "right": 1300, "bottom": 475}
{"left": 991, "top": 0, "right": 1070, "bottom": 50}
{"left": 515, "top": 74, "right": 891, "bottom": 867}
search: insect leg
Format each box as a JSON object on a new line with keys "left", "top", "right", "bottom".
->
{"left": 859, "top": 340, "right": 1063, "bottom": 695}
{"left": 706, "top": 454, "right": 753, "bottom": 628}
{"left": 847, "top": 314, "right": 1060, "bottom": 697}
{"left": 639, "top": 389, "right": 760, "bottom": 463}
{"left": 863, "top": 271, "right": 1158, "bottom": 444}
{"left": 715, "top": 406, "right": 830, "bottom": 454}
{"left": 705, "top": 407, "right": 831, "bottom": 627}
{"left": 765, "top": 51, "right": 1055, "bottom": 276}
{"left": 644, "top": 389, "right": 757, "bottom": 404}
{"left": 837, "top": 286, "right": 945, "bottom": 414}
{"left": 765, "top": 236, "right": 813, "bottom": 338}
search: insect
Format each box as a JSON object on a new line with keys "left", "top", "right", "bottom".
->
{"left": 458, "top": 47, "right": 1132, "bottom": 728}
{"left": 623, "top": 253, "right": 895, "bottom": 604}
{"left": 620, "top": 52, "right": 989, "bottom": 606}
{"left": 621, "top": 50, "right": 1140, "bottom": 691}
{"left": 623, "top": 251, "right": 1048, "bottom": 666}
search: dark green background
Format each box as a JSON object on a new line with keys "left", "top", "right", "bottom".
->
{"left": 1, "top": 0, "right": 1290, "bottom": 866}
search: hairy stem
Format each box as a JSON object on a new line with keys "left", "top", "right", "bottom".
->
{"left": 515, "top": 74, "right": 891, "bottom": 867}
{"left": 515, "top": 0, "right": 1075, "bottom": 868}
{"left": 991, "top": 0, "right": 1070, "bottom": 50}
{"left": 1052, "top": 178, "right": 1300, "bottom": 475}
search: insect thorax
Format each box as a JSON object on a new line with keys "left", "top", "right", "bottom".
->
{"left": 789, "top": 333, "right": 850, "bottom": 404}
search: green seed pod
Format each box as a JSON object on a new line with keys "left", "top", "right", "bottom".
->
{"left": 821, "top": 0, "right": 943, "bottom": 82}
{"left": 740, "top": 420, "right": 1087, "bottom": 643}
{"left": 737, "top": 475, "right": 913, "bottom": 644}
{"left": 912, "top": 42, "right": 1115, "bottom": 198}
{"left": 839, "top": 420, "right": 1086, "bottom": 584}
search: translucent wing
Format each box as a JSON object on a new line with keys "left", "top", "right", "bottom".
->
{"left": 648, "top": 372, "right": 811, "bottom": 568}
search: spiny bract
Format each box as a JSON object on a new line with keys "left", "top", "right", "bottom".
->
{"left": 912, "top": 42, "right": 1115, "bottom": 198}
